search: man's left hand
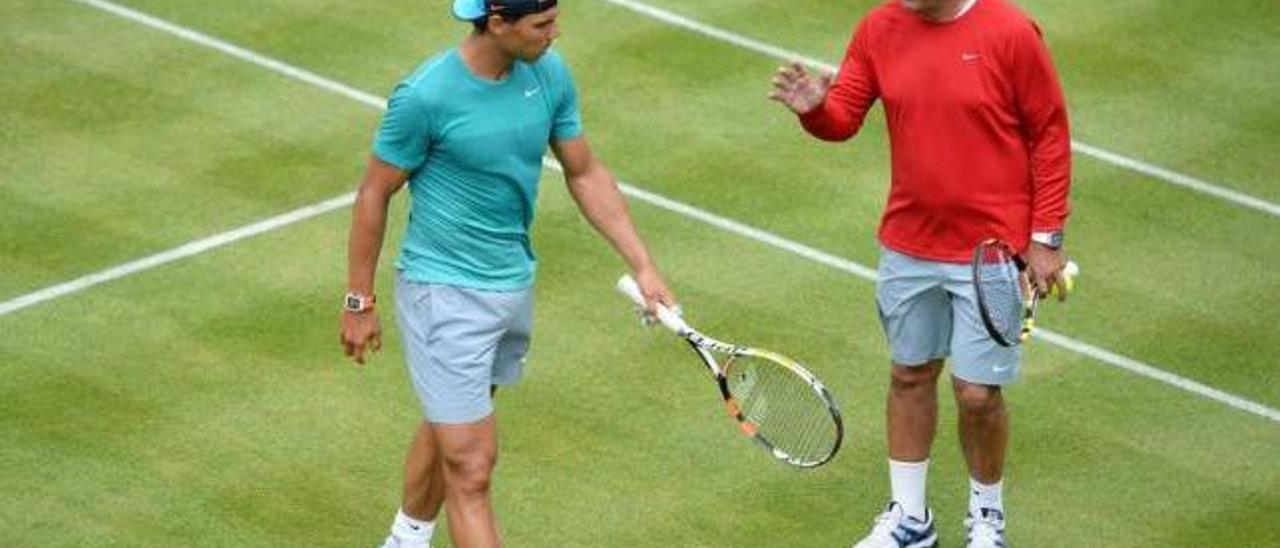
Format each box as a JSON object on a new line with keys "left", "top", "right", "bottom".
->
{"left": 1024, "top": 243, "right": 1069, "bottom": 302}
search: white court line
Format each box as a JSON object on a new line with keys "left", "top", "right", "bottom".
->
{"left": 1, "top": 0, "right": 384, "bottom": 316}
{"left": 0, "top": 194, "right": 354, "bottom": 316}
{"left": 14, "top": 0, "right": 1274, "bottom": 424}
{"left": 71, "top": 0, "right": 385, "bottom": 110}
{"left": 601, "top": 0, "right": 1280, "bottom": 219}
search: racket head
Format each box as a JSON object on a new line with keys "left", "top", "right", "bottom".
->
{"left": 972, "top": 239, "right": 1030, "bottom": 347}
{"left": 718, "top": 347, "right": 843, "bottom": 468}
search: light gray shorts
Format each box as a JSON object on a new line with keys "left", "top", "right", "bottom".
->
{"left": 394, "top": 274, "right": 533, "bottom": 424}
{"left": 875, "top": 246, "right": 1019, "bottom": 385}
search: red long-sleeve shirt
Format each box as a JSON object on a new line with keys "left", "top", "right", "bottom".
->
{"left": 800, "top": 0, "right": 1071, "bottom": 262}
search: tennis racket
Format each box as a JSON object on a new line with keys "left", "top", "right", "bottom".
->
{"left": 971, "top": 238, "right": 1079, "bottom": 347}
{"left": 616, "top": 275, "right": 843, "bottom": 468}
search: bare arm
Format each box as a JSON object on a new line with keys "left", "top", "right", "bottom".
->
{"left": 340, "top": 155, "right": 410, "bottom": 364}
{"left": 550, "top": 137, "right": 675, "bottom": 310}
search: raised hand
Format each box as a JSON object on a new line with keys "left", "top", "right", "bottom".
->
{"left": 769, "top": 62, "right": 833, "bottom": 115}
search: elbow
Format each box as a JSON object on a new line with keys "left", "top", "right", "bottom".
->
{"left": 814, "top": 130, "right": 856, "bottom": 143}
{"left": 567, "top": 161, "right": 609, "bottom": 190}
{"left": 355, "top": 181, "right": 382, "bottom": 200}
{"left": 800, "top": 116, "right": 859, "bottom": 143}
{"left": 355, "top": 181, "right": 395, "bottom": 208}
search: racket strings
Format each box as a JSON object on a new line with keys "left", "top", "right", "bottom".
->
{"left": 975, "top": 246, "right": 1026, "bottom": 344}
{"left": 726, "top": 355, "right": 837, "bottom": 464}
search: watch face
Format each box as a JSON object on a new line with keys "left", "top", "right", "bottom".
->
{"left": 345, "top": 295, "right": 362, "bottom": 311}
{"left": 1034, "top": 231, "right": 1063, "bottom": 248}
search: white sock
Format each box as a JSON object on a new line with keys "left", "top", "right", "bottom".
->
{"left": 889, "top": 459, "right": 929, "bottom": 520}
{"left": 969, "top": 477, "right": 1004, "bottom": 514}
{"left": 391, "top": 508, "right": 435, "bottom": 545}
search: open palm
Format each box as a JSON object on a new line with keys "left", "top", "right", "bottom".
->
{"left": 769, "top": 62, "right": 833, "bottom": 114}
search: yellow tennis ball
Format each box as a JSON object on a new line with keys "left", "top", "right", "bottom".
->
{"left": 1050, "top": 261, "right": 1079, "bottom": 297}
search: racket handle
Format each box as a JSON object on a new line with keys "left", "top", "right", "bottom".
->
{"left": 616, "top": 274, "right": 691, "bottom": 335}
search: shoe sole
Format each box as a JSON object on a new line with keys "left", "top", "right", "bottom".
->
{"left": 906, "top": 532, "right": 939, "bottom": 548}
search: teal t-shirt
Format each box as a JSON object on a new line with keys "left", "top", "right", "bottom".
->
{"left": 374, "top": 48, "right": 583, "bottom": 290}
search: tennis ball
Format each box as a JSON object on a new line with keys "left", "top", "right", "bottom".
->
{"left": 1049, "top": 276, "right": 1073, "bottom": 297}
{"left": 1050, "top": 261, "right": 1079, "bottom": 297}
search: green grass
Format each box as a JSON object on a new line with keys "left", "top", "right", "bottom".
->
{"left": 2, "top": 0, "right": 1278, "bottom": 546}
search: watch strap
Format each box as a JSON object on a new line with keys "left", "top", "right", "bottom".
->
{"left": 344, "top": 292, "right": 376, "bottom": 313}
{"left": 1030, "top": 230, "right": 1064, "bottom": 249}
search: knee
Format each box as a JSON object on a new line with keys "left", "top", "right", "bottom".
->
{"left": 444, "top": 450, "right": 497, "bottom": 496}
{"left": 954, "top": 381, "right": 1003, "bottom": 415}
{"left": 890, "top": 362, "right": 942, "bottom": 392}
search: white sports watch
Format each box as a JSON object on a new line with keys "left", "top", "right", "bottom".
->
{"left": 343, "top": 292, "right": 376, "bottom": 313}
{"left": 1030, "top": 230, "right": 1064, "bottom": 249}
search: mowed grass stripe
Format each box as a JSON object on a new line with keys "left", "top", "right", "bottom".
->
{"left": 72, "top": 0, "right": 384, "bottom": 109}
{"left": 1, "top": 0, "right": 372, "bottom": 296}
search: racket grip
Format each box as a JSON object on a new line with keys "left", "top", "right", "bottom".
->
{"left": 615, "top": 274, "right": 690, "bottom": 335}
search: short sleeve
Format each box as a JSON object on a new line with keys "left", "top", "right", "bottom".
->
{"left": 373, "top": 83, "right": 433, "bottom": 171}
{"left": 547, "top": 52, "right": 583, "bottom": 141}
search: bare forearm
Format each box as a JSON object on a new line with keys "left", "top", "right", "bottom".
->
{"left": 346, "top": 155, "right": 409, "bottom": 295}
{"left": 347, "top": 186, "right": 392, "bottom": 295}
{"left": 566, "top": 164, "right": 656, "bottom": 275}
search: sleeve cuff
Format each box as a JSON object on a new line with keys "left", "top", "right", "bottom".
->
{"left": 372, "top": 144, "right": 419, "bottom": 172}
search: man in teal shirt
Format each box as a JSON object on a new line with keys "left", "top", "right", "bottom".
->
{"left": 339, "top": 1, "right": 676, "bottom": 546}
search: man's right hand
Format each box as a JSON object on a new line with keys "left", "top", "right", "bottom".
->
{"left": 769, "top": 62, "right": 833, "bottom": 115}
{"left": 340, "top": 311, "right": 382, "bottom": 365}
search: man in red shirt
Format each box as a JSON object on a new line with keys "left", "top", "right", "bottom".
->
{"left": 771, "top": 0, "right": 1072, "bottom": 546}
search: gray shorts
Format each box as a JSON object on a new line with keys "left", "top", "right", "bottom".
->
{"left": 394, "top": 275, "right": 533, "bottom": 424}
{"left": 875, "top": 246, "right": 1019, "bottom": 385}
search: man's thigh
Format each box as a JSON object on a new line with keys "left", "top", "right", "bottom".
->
{"left": 945, "top": 270, "right": 1020, "bottom": 385}
{"left": 395, "top": 277, "right": 530, "bottom": 424}
{"left": 876, "top": 247, "right": 952, "bottom": 366}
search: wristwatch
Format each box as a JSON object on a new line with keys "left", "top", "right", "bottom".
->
{"left": 343, "top": 292, "right": 376, "bottom": 313}
{"left": 1030, "top": 230, "right": 1064, "bottom": 249}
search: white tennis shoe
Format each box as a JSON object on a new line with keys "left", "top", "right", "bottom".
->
{"left": 852, "top": 501, "right": 939, "bottom": 548}
{"left": 378, "top": 534, "right": 428, "bottom": 548}
{"left": 965, "top": 507, "right": 1008, "bottom": 548}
